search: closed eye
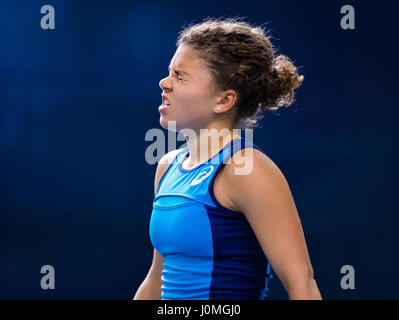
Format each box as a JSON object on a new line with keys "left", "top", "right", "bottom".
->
{"left": 171, "top": 72, "right": 184, "bottom": 81}
{"left": 168, "top": 67, "right": 185, "bottom": 80}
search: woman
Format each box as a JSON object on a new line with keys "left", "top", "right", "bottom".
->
{"left": 134, "top": 17, "right": 322, "bottom": 300}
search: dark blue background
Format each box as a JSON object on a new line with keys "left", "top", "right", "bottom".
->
{"left": 1, "top": 0, "right": 398, "bottom": 299}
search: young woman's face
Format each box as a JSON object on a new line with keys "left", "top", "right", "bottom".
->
{"left": 158, "top": 45, "right": 220, "bottom": 132}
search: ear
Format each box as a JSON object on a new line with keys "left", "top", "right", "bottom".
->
{"left": 214, "top": 89, "right": 238, "bottom": 113}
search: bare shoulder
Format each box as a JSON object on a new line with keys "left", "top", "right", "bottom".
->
{"left": 228, "top": 147, "right": 282, "bottom": 177}
{"left": 224, "top": 147, "right": 290, "bottom": 209}
{"left": 154, "top": 148, "right": 185, "bottom": 196}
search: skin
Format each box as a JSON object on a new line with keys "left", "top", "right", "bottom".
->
{"left": 157, "top": 44, "right": 236, "bottom": 135}
{"left": 134, "top": 44, "right": 322, "bottom": 300}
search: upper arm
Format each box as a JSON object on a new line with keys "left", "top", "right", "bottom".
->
{"left": 226, "top": 148, "right": 314, "bottom": 291}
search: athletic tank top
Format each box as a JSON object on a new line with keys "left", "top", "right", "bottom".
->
{"left": 149, "top": 137, "right": 274, "bottom": 300}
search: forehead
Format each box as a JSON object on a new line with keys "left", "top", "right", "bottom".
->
{"left": 169, "top": 45, "right": 209, "bottom": 76}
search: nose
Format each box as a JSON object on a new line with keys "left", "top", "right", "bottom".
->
{"left": 159, "top": 74, "right": 172, "bottom": 91}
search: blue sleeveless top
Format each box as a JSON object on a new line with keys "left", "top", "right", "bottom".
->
{"left": 149, "top": 138, "right": 273, "bottom": 300}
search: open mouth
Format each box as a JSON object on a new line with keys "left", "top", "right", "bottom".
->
{"left": 159, "top": 96, "right": 171, "bottom": 112}
{"left": 162, "top": 96, "right": 171, "bottom": 106}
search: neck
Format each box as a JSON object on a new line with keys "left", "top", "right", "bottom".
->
{"left": 180, "top": 123, "right": 242, "bottom": 167}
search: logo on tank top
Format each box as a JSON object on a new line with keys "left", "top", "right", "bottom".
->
{"left": 190, "top": 165, "right": 214, "bottom": 186}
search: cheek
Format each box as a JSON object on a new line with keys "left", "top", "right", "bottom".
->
{"left": 177, "top": 86, "right": 213, "bottom": 114}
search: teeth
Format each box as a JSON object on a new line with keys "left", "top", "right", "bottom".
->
{"left": 164, "top": 98, "right": 170, "bottom": 105}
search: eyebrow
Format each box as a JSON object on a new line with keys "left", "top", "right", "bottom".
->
{"left": 168, "top": 66, "right": 190, "bottom": 76}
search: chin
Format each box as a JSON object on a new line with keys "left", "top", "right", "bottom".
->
{"left": 159, "top": 117, "right": 179, "bottom": 132}
{"left": 159, "top": 117, "right": 167, "bottom": 130}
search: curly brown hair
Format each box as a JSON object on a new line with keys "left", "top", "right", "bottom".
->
{"left": 176, "top": 17, "right": 304, "bottom": 129}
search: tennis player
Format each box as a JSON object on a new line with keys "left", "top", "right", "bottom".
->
{"left": 134, "top": 17, "right": 322, "bottom": 300}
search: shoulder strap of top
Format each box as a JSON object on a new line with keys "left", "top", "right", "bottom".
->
{"left": 211, "top": 137, "right": 265, "bottom": 166}
{"left": 207, "top": 137, "right": 266, "bottom": 210}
